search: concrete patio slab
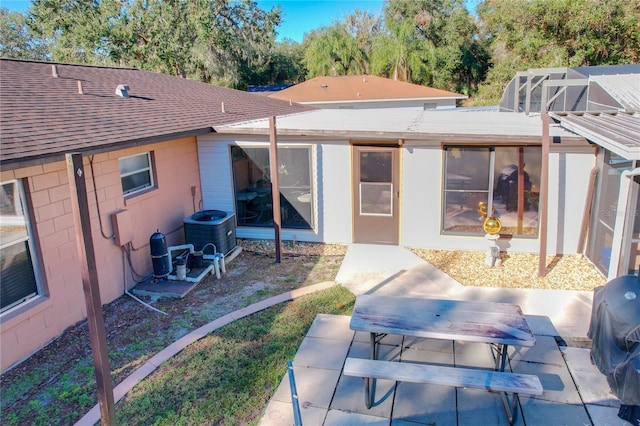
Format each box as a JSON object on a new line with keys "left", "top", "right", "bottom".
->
{"left": 324, "top": 409, "right": 389, "bottom": 425}
{"left": 330, "top": 374, "right": 395, "bottom": 418}
{"left": 393, "top": 381, "right": 457, "bottom": 425}
{"left": 511, "top": 361, "right": 584, "bottom": 405}
{"left": 260, "top": 399, "right": 327, "bottom": 426}
{"left": 586, "top": 404, "right": 630, "bottom": 426}
{"left": 519, "top": 398, "right": 592, "bottom": 426}
{"left": 457, "top": 387, "right": 524, "bottom": 426}
{"left": 335, "top": 244, "right": 429, "bottom": 296}
{"left": 561, "top": 347, "right": 620, "bottom": 408}
{"left": 294, "top": 336, "right": 351, "bottom": 370}
{"left": 306, "top": 314, "right": 354, "bottom": 341}
{"left": 261, "top": 307, "right": 623, "bottom": 426}
{"left": 271, "top": 366, "right": 341, "bottom": 408}
{"left": 259, "top": 244, "right": 625, "bottom": 426}
{"left": 508, "top": 334, "right": 567, "bottom": 367}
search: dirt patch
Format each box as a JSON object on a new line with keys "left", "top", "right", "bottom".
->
{"left": 0, "top": 240, "right": 346, "bottom": 426}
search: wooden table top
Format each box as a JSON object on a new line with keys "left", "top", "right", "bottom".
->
{"left": 350, "top": 295, "right": 536, "bottom": 347}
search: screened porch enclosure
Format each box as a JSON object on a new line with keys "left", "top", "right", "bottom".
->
{"left": 443, "top": 146, "right": 542, "bottom": 236}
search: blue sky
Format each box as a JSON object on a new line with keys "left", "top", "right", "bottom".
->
{"left": 256, "top": 0, "right": 385, "bottom": 42}
{"left": 3, "top": 0, "right": 477, "bottom": 43}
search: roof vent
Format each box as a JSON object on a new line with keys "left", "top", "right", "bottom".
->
{"left": 115, "top": 84, "right": 130, "bottom": 98}
{"left": 77, "top": 80, "right": 84, "bottom": 95}
{"left": 51, "top": 65, "right": 59, "bottom": 78}
{"left": 321, "top": 84, "right": 328, "bottom": 88}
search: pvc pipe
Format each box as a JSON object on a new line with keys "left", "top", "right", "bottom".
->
{"left": 213, "top": 255, "right": 221, "bottom": 279}
{"left": 167, "top": 244, "right": 194, "bottom": 273}
{"left": 125, "top": 290, "right": 168, "bottom": 316}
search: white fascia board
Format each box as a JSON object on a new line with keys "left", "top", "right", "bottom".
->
{"left": 299, "top": 96, "right": 467, "bottom": 106}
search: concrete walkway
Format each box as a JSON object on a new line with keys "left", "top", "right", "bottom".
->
{"left": 260, "top": 244, "right": 627, "bottom": 426}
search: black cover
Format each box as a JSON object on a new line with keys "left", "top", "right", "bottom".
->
{"left": 588, "top": 275, "right": 640, "bottom": 423}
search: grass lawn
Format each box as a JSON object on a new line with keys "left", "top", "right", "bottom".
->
{"left": 115, "top": 285, "right": 355, "bottom": 425}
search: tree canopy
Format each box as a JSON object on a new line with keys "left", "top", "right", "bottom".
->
{"left": 25, "top": 0, "right": 282, "bottom": 88}
{"left": 474, "top": 0, "right": 640, "bottom": 103}
{"left": 0, "top": 8, "right": 50, "bottom": 60}
{"left": 1, "top": 0, "right": 638, "bottom": 102}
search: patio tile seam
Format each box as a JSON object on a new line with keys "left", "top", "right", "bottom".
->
{"left": 74, "top": 280, "right": 338, "bottom": 426}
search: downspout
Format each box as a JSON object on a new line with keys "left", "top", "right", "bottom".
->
{"left": 607, "top": 167, "right": 640, "bottom": 281}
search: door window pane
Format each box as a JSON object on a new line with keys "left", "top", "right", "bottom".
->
{"left": 360, "top": 152, "right": 392, "bottom": 183}
{"left": 360, "top": 183, "right": 393, "bottom": 216}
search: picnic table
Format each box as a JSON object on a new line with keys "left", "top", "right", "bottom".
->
{"left": 345, "top": 295, "right": 542, "bottom": 425}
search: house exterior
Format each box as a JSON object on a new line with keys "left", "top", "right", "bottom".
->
{"left": 268, "top": 75, "right": 467, "bottom": 111}
{"left": 0, "top": 59, "right": 308, "bottom": 371}
{"left": 202, "top": 108, "right": 591, "bottom": 254}
{"left": 203, "top": 66, "right": 639, "bottom": 280}
{"left": 2, "top": 58, "right": 636, "bottom": 372}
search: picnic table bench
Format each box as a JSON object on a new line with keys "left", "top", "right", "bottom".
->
{"left": 345, "top": 295, "right": 544, "bottom": 425}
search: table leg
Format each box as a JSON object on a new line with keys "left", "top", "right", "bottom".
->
{"left": 500, "top": 391, "right": 520, "bottom": 425}
{"left": 364, "top": 332, "right": 387, "bottom": 408}
{"left": 491, "top": 343, "right": 509, "bottom": 372}
{"left": 491, "top": 343, "right": 520, "bottom": 424}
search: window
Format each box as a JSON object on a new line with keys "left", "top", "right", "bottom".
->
{"left": 120, "top": 152, "right": 154, "bottom": 196}
{"left": 586, "top": 151, "right": 634, "bottom": 275}
{"left": 231, "top": 145, "right": 314, "bottom": 230}
{"left": 423, "top": 103, "right": 437, "bottom": 110}
{"left": 1, "top": 180, "right": 40, "bottom": 313}
{"left": 442, "top": 146, "right": 541, "bottom": 236}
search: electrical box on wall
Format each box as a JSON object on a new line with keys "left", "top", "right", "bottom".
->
{"left": 110, "top": 209, "right": 133, "bottom": 246}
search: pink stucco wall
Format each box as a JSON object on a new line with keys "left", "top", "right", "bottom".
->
{"left": 1, "top": 136, "right": 201, "bottom": 372}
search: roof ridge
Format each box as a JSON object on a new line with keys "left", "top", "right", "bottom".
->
{"left": 0, "top": 57, "right": 139, "bottom": 72}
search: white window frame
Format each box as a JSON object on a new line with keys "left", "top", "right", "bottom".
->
{"left": 119, "top": 152, "right": 155, "bottom": 197}
{"left": 231, "top": 144, "right": 316, "bottom": 230}
{"left": 441, "top": 145, "right": 541, "bottom": 237}
{"left": 1, "top": 179, "right": 42, "bottom": 315}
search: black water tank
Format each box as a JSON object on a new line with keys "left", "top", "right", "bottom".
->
{"left": 149, "top": 230, "right": 170, "bottom": 278}
{"left": 184, "top": 210, "right": 236, "bottom": 255}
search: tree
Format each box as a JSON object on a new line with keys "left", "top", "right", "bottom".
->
{"left": 27, "top": 0, "right": 282, "bottom": 87}
{"left": 371, "top": 10, "right": 435, "bottom": 83}
{"left": 0, "top": 8, "right": 50, "bottom": 60}
{"left": 303, "top": 23, "right": 364, "bottom": 77}
{"left": 343, "top": 10, "right": 384, "bottom": 75}
{"left": 474, "top": 0, "right": 640, "bottom": 104}
{"left": 29, "top": 0, "right": 121, "bottom": 66}
{"left": 241, "top": 39, "right": 306, "bottom": 87}
{"left": 375, "top": 0, "right": 489, "bottom": 94}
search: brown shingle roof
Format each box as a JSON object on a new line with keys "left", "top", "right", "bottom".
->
{"left": 268, "top": 75, "right": 467, "bottom": 103}
{"left": 0, "top": 59, "right": 311, "bottom": 169}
